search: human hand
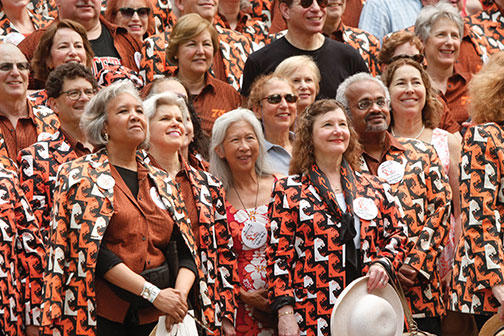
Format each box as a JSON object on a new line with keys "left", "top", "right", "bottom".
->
{"left": 278, "top": 306, "right": 299, "bottom": 336}
{"left": 164, "top": 315, "right": 175, "bottom": 332}
{"left": 239, "top": 288, "right": 270, "bottom": 312}
{"left": 222, "top": 317, "right": 236, "bottom": 336}
{"left": 25, "top": 325, "right": 39, "bottom": 336}
{"left": 153, "top": 288, "right": 187, "bottom": 323}
{"left": 367, "top": 263, "right": 389, "bottom": 292}
{"left": 492, "top": 285, "right": 504, "bottom": 320}
{"left": 398, "top": 264, "right": 418, "bottom": 287}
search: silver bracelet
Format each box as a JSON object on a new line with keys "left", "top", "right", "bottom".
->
{"left": 140, "top": 281, "right": 161, "bottom": 303}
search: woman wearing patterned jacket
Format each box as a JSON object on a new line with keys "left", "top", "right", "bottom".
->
{"left": 41, "top": 81, "right": 200, "bottom": 336}
{"left": 267, "top": 99, "right": 406, "bottom": 336}
{"left": 144, "top": 92, "right": 238, "bottom": 335}
{"left": 450, "top": 52, "right": 504, "bottom": 329}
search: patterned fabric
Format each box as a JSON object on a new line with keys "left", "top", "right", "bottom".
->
{"left": 214, "top": 12, "right": 270, "bottom": 47}
{"left": 140, "top": 26, "right": 255, "bottom": 90}
{"left": 267, "top": 161, "right": 406, "bottom": 335}
{"left": 28, "top": 90, "right": 48, "bottom": 107}
{"left": 151, "top": 0, "right": 177, "bottom": 33}
{"left": 450, "top": 123, "right": 504, "bottom": 315}
{"left": 227, "top": 203, "right": 274, "bottom": 336}
{"left": 95, "top": 65, "right": 144, "bottom": 89}
{"left": 466, "top": 1, "right": 504, "bottom": 52}
{"left": 248, "top": 0, "right": 274, "bottom": 27}
{"left": 0, "top": 104, "right": 59, "bottom": 173}
{"left": 30, "top": 0, "right": 57, "bottom": 19}
{"left": 360, "top": 137, "right": 452, "bottom": 317}
{"left": 41, "top": 149, "right": 210, "bottom": 336}
{"left": 0, "top": 9, "right": 53, "bottom": 45}
{"left": 328, "top": 23, "right": 381, "bottom": 76}
{"left": 17, "top": 131, "right": 80, "bottom": 243}
{"left": 0, "top": 166, "right": 45, "bottom": 333}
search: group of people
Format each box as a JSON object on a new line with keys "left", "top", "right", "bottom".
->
{"left": 0, "top": 0, "right": 503, "bottom": 336}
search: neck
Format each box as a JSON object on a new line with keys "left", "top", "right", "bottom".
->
{"left": 218, "top": 3, "right": 240, "bottom": 30}
{"left": 322, "top": 16, "right": 341, "bottom": 35}
{"left": 0, "top": 99, "right": 28, "bottom": 127}
{"left": 150, "top": 146, "right": 181, "bottom": 177}
{"left": 285, "top": 30, "right": 325, "bottom": 50}
{"left": 106, "top": 143, "right": 138, "bottom": 170}
{"left": 85, "top": 19, "right": 102, "bottom": 40}
{"left": 360, "top": 131, "right": 387, "bottom": 160}
{"left": 231, "top": 168, "right": 258, "bottom": 190}
{"left": 496, "top": 0, "right": 504, "bottom": 8}
{"left": 61, "top": 120, "right": 88, "bottom": 146}
{"left": 426, "top": 60, "right": 453, "bottom": 93}
{"left": 264, "top": 127, "right": 291, "bottom": 150}
{"left": 3, "top": 5, "right": 34, "bottom": 34}
{"left": 391, "top": 112, "right": 424, "bottom": 138}
{"left": 178, "top": 70, "right": 206, "bottom": 95}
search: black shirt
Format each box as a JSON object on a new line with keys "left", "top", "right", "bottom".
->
{"left": 90, "top": 23, "right": 122, "bottom": 74}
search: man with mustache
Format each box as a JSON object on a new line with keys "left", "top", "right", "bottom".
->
{"left": 336, "top": 72, "right": 452, "bottom": 336}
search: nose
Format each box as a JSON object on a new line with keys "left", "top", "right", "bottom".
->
{"left": 237, "top": 138, "right": 250, "bottom": 151}
{"left": 68, "top": 45, "right": 77, "bottom": 56}
{"left": 405, "top": 82, "right": 414, "bottom": 93}
{"left": 131, "top": 11, "right": 140, "bottom": 20}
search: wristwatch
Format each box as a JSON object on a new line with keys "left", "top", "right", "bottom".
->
{"left": 140, "top": 281, "right": 161, "bottom": 303}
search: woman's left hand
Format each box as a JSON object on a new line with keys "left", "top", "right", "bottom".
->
{"left": 164, "top": 315, "right": 175, "bottom": 332}
{"left": 222, "top": 317, "right": 236, "bottom": 336}
{"left": 367, "top": 263, "right": 389, "bottom": 292}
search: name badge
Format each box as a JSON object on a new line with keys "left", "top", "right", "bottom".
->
{"left": 353, "top": 197, "right": 378, "bottom": 220}
{"left": 241, "top": 221, "right": 267, "bottom": 249}
{"left": 378, "top": 160, "right": 405, "bottom": 185}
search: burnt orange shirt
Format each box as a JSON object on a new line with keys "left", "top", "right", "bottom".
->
{"left": 60, "top": 129, "right": 91, "bottom": 157}
{"left": 0, "top": 103, "right": 38, "bottom": 161}
{"left": 440, "top": 62, "right": 470, "bottom": 126}
{"left": 95, "top": 163, "right": 174, "bottom": 324}
{"left": 361, "top": 132, "right": 406, "bottom": 175}
{"left": 192, "top": 74, "right": 242, "bottom": 136}
{"left": 438, "top": 97, "right": 461, "bottom": 133}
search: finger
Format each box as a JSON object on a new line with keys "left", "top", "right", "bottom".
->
{"left": 398, "top": 272, "right": 414, "bottom": 286}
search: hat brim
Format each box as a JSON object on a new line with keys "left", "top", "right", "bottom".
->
{"left": 479, "top": 314, "right": 504, "bottom": 336}
{"left": 330, "top": 275, "right": 403, "bottom": 336}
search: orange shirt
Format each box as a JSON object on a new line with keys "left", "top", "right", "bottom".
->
{"left": 0, "top": 104, "right": 38, "bottom": 161}
{"left": 192, "top": 74, "right": 242, "bottom": 135}
{"left": 438, "top": 97, "right": 461, "bottom": 133}
{"left": 95, "top": 163, "right": 174, "bottom": 324}
{"left": 342, "top": 0, "right": 364, "bottom": 28}
{"left": 440, "top": 62, "right": 470, "bottom": 126}
{"left": 361, "top": 132, "right": 406, "bottom": 175}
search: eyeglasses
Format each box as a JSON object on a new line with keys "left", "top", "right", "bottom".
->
{"left": 262, "top": 93, "right": 298, "bottom": 104}
{"left": 61, "top": 88, "right": 97, "bottom": 101}
{"left": 388, "top": 54, "right": 424, "bottom": 65}
{"left": 118, "top": 7, "right": 151, "bottom": 18}
{"left": 0, "top": 62, "right": 30, "bottom": 72}
{"left": 356, "top": 97, "right": 388, "bottom": 110}
{"left": 300, "top": 0, "right": 328, "bottom": 9}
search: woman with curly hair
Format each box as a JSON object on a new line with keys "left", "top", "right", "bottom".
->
{"left": 267, "top": 99, "right": 406, "bottom": 335}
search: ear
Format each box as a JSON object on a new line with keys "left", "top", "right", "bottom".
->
{"left": 252, "top": 105, "right": 262, "bottom": 120}
{"left": 279, "top": 1, "right": 290, "bottom": 21}
{"left": 47, "top": 97, "right": 57, "bottom": 111}
{"left": 214, "top": 145, "right": 225, "bottom": 159}
{"left": 175, "top": 0, "right": 184, "bottom": 14}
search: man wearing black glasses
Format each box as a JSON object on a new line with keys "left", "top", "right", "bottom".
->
{"left": 0, "top": 43, "right": 59, "bottom": 171}
{"left": 18, "top": 0, "right": 141, "bottom": 75}
{"left": 336, "top": 72, "right": 452, "bottom": 336}
{"left": 240, "top": 0, "right": 368, "bottom": 99}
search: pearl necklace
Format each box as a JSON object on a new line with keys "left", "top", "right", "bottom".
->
{"left": 391, "top": 124, "right": 425, "bottom": 139}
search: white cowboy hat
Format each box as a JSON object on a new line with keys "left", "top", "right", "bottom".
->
{"left": 330, "top": 275, "right": 403, "bottom": 336}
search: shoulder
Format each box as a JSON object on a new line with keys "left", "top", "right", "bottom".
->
{"left": 344, "top": 26, "right": 381, "bottom": 47}
{"left": 398, "top": 137, "right": 437, "bottom": 156}
{"left": 465, "top": 122, "right": 504, "bottom": 144}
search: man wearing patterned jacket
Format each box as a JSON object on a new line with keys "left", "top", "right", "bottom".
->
{"left": 337, "top": 72, "right": 452, "bottom": 336}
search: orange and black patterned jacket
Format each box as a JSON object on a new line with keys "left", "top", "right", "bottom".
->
{"left": 17, "top": 131, "right": 81, "bottom": 242}
{"left": 140, "top": 26, "right": 255, "bottom": 91}
{"left": 267, "top": 161, "right": 406, "bottom": 335}
{"left": 214, "top": 12, "right": 270, "bottom": 47}
{"left": 0, "top": 104, "right": 59, "bottom": 173}
{"left": 40, "top": 149, "right": 210, "bottom": 336}
{"left": 361, "top": 137, "right": 452, "bottom": 317}
{"left": 450, "top": 123, "right": 504, "bottom": 315}
{"left": 0, "top": 8, "right": 52, "bottom": 44}
{"left": 467, "top": 0, "right": 504, "bottom": 53}
{"left": 0, "top": 165, "right": 45, "bottom": 334}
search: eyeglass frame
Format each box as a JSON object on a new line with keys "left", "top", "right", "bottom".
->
{"left": 60, "top": 88, "right": 97, "bottom": 101}
{"left": 354, "top": 97, "right": 389, "bottom": 111}
{"left": 299, "top": 0, "right": 328, "bottom": 9}
{"left": 261, "top": 93, "right": 298, "bottom": 104}
{"left": 118, "top": 7, "right": 151, "bottom": 18}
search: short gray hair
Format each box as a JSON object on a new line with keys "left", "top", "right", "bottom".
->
{"left": 209, "top": 108, "right": 274, "bottom": 191}
{"left": 144, "top": 91, "right": 190, "bottom": 125}
{"left": 81, "top": 80, "right": 143, "bottom": 148}
{"left": 415, "top": 1, "right": 464, "bottom": 43}
{"left": 335, "top": 72, "right": 390, "bottom": 110}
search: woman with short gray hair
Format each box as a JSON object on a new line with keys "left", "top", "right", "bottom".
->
{"left": 414, "top": 1, "right": 468, "bottom": 126}
{"left": 44, "top": 80, "right": 199, "bottom": 336}
{"left": 210, "top": 108, "right": 276, "bottom": 335}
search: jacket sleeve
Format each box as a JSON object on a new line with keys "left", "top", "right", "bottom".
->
{"left": 405, "top": 144, "right": 452, "bottom": 280}
{"left": 13, "top": 173, "right": 46, "bottom": 326}
{"left": 460, "top": 125, "right": 504, "bottom": 289}
{"left": 266, "top": 178, "right": 298, "bottom": 311}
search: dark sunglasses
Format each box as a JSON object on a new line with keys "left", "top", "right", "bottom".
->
{"left": 262, "top": 93, "right": 298, "bottom": 104}
{"left": 388, "top": 53, "right": 424, "bottom": 65}
{"left": 118, "top": 7, "right": 151, "bottom": 18}
{"left": 0, "top": 62, "right": 30, "bottom": 72}
{"left": 300, "top": 0, "right": 328, "bottom": 9}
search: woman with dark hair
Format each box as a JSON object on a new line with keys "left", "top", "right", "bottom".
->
{"left": 29, "top": 19, "right": 94, "bottom": 102}
{"left": 382, "top": 58, "right": 461, "bottom": 287}
{"left": 166, "top": 13, "right": 241, "bottom": 136}
{"left": 41, "top": 80, "right": 198, "bottom": 336}
{"left": 267, "top": 99, "right": 406, "bottom": 335}
{"left": 104, "top": 0, "right": 156, "bottom": 43}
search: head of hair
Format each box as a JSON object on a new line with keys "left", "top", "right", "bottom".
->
{"left": 278, "top": 0, "right": 294, "bottom": 7}
{"left": 104, "top": 0, "right": 156, "bottom": 37}
{"left": 247, "top": 73, "right": 297, "bottom": 111}
{"left": 166, "top": 13, "right": 219, "bottom": 65}
{"left": 335, "top": 72, "right": 390, "bottom": 112}
{"left": 468, "top": 51, "right": 504, "bottom": 124}
{"left": 415, "top": 2, "right": 464, "bottom": 43}
{"left": 32, "top": 19, "right": 94, "bottom": 82}
{"left": 209, "top": 108, "right": 274, "bottom": 190}
{"left": 274, "top": 55, "right": 321, "bottom": 91}
{"left": 45, "top": 63, "right": 98, "bottom": 99}
{"left": 379, "top": 31, "right": 424, "bottom": 65}
{"left": 143, "top": 91, "right": 189, "bottom": 124}
{"left": 81, "top": 80, "right": 147, "bottom": 148}
{"left": 381, "top": 58, "right": 441, "bottom": 129}
{"left": 290, "top": 99, "right": 362, "bottom": 175}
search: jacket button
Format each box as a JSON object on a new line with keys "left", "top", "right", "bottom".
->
{"left": 142, "top": 236, "right": 146, "bottom": 241}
